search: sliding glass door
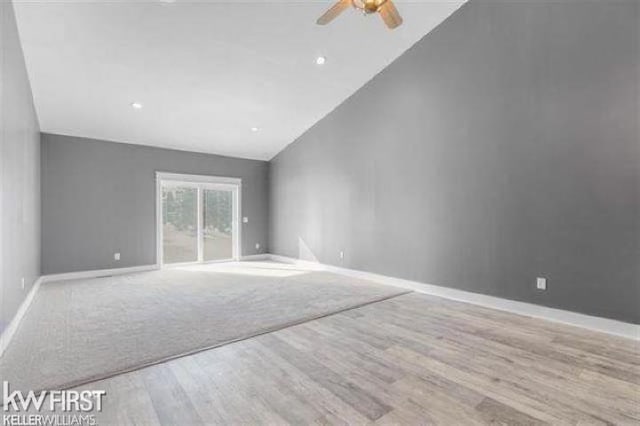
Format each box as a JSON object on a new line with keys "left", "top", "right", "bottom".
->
{"left": 203, "top": 189, "right": 233, "bottom": 262}
{"left": 162, "top": 186, "right": 198, "bottom": 264}
{"left": 157, "top": 173, "right": 240, "bottom": 266}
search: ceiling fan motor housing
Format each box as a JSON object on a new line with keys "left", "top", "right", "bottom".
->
{"left": 352, "top": 0, "right": 389, "bottom": 14}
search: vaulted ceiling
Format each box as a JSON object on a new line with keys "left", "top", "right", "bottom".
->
{"left": 15, "top": 0, "right": 465, "bottom": 160}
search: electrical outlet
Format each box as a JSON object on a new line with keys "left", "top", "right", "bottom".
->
{"left": 242, "top": 217, "right": 249, "bottom": 223}
{"left": 114, "top": 252, "right": 121, "bottom": 261}
{"left": 255, "top": 243, "right": 260, "bottom": 250}
{"left": 536, "top": 277, "right": 547, "bottom": 290}
{"left": 339, "top": 251, "right": 344, "bottom": 260}
{"left": 21, "top": 277, "right": 25, "bottom": 290}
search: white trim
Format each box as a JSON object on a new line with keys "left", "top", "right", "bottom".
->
{"left": 268, "top": 254, "right": 640, "bottom": 341}
{"left": 0, "top": 277, "right": 43, "bottom": 357}
{"left": 269, "top": 255, "right": 326, "bottom": 270}
{"left": 196, "top": 187, "right": 204, "bottom": 263}
{"left": 155, "top": 171, "right": 242, "bottom": 266}
{"left": 235, "top": 185, "right": 242, "bottom": 261}
{"left": 155, "top": 172, "right": 241, "bottom": 186}
{"left": 240, "top": 254, "right": 271, "bottom": 261}
{"left": 41, "top": 264, "right": 158, "bottom": 284}
{"left": 155, "top": 175, "right": 163, "bottom": 269}
{"left": 3, "top": 257, "right": 634, "bottom": 359}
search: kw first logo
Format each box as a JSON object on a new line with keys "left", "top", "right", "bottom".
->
{"left": 3, "top": 381, "right": 106, "bottom": 426}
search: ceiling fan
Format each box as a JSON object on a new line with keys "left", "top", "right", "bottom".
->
{"left": 317, "top": 0, "right": 403, "bottom": 30}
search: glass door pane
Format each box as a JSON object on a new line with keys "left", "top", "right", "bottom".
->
{"left": 203, "top": 189, "right": 233, "bottom": 261}
{"left": 162, "top": 186, "right": 198, "bottom": 264}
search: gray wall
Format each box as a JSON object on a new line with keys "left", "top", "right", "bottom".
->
{"left": 0, "top": 0, "right": 41, "bottom": 334}
{"left": 270, "top": 0, "right": 639, "bottom": 323}
{"left": 41, "top": 133, "right": 268, "bottom": 274}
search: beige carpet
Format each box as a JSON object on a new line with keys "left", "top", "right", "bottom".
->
{"left": 0, "top": 261, "right": 408, "bottom": 394}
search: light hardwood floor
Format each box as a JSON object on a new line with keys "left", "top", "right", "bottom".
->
{"left": 33, "top": 293, "right": 640, "bottom": 425}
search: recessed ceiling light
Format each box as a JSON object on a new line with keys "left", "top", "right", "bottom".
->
{"left": 131, "top": 102, "right": 143, "bottom": 109}
{"left": 315, "top": 56, "right": 326, "bottom": 65}
{"left": 251, "top": 127, "right": 259, "bottom": 132}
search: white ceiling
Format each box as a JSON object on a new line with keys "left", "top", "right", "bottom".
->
{"left": 14, "top": 0, "right": 464, "bottom": 160}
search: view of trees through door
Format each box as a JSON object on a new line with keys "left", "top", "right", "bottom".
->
{"left": 162, "top": 187, "right": 198, "bottom": 264}
{"left": 161, "top": 181, "right": 236, "bottom": 265}
{"left": 203, "top": 189, "right": 233, "bottom": 261}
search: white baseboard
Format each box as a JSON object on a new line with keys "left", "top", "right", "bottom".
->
{"left": 5, "top": 257, "right": 635, "bottom": 352}
{"left": 268, "top": 254, "right": 640, "bottom": 341}
{"left": 41, "top": 264, "right": 159, "bottom": 284}
{"left": 240, "top": 254, "right": 271, "bottom": 261}
{"left": 40, "top": 257, "right": 273, "bottom": 282}
{"left": 0, "top": 276, "right": 43, "bottom": 357}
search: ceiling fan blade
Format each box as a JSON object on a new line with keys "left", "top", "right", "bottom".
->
{"left": 379, "top": 0, "right": 403, "bottom": 29}
{"left": 316, "top": 0, "right": 351, "bottom": 25}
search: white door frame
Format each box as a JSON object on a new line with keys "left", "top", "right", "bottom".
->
{"left": 156, "top": 172, "right": 242, "bottom": 268}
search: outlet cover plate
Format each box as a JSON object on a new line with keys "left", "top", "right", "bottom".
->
{"left": 536, "top": 277, "right": 547, "bottom": 290}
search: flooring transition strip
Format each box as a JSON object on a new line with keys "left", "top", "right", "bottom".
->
{"left": 18, "top": 290, "right": 413, "bottom": 398}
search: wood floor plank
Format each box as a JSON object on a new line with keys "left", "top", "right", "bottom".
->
{"left": 140, "top": 363, "right": 205, "bottom": 426}
{"left": 249, "top": 339, "right": 371, "bottom": 425}
{"left": 391, "top": 376, "right": 487, "bottom": 425}
{"left": 261, "top": 333, "right": 394, "bottom": 421}
{"left": 475, "top": 397, "right": 547, "bottom": 426}
{"left": 428, "top": 344, "right": 639, "bottom": 424}
{"left": 233, "top": 342, "right": 325, "bottom": 424}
